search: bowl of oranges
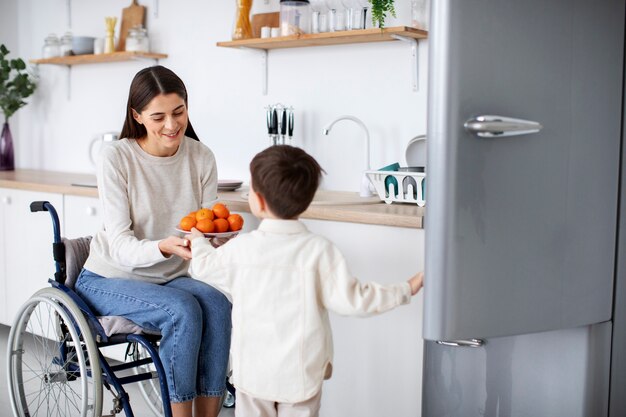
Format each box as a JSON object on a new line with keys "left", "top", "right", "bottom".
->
{"left": 177, "top": 203, "right": 244, "bottom": 238}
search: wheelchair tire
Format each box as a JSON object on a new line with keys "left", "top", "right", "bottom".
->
{"left": 7, "top": 287, "right": 103, "bottom": 417}
{"left": 131, "top": 343, "right": 165, "bottom": 417}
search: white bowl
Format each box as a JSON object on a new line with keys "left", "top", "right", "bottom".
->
{"left": 405, "top": 135, "right": 427, "bottom": 167}
{"left": 72, "top": 36, "right": 96, "bottom": 55}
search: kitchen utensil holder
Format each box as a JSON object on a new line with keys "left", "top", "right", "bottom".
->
{"left": 365, "top": 170, "right": 426, "bottom": 206}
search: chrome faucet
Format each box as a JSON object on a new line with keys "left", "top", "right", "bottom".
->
{"left": 323, "top": 115, "right": 373, "bottom": 197}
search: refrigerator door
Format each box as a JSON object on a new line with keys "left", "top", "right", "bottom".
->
{"left": 423, "top": 322, "right": 612, "bottom": 417}
{"left": 425, "top": 0, "right": 625, "bottom": 341}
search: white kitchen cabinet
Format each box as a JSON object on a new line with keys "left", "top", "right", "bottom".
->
{"left": 63, "top": 194, "right": 103, "bottom": 238}
{"left": 1, "top": 188, "right": 64, "bottom": 326}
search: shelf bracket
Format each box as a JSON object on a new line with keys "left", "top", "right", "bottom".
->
{"left": 66, "top": 65, "right": 72, "bottom": 100}
{"left": 240, "top": 47, "right": 268, "bottom": 95}
{"left": 391, "top": 34, "right": 419, "bottom": 92}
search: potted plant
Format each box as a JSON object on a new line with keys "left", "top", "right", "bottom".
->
{"left": 0, "top": 44, "right": 37, "bottom": 171}
{"left": 369, "top": 0, "right": 396, "bottom": 29}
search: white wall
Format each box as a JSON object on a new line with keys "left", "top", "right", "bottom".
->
{"left": 7, "top": 0, "right": 428, "bottom": 184}
{"left": 1, "top": 1, "right": 427, "bottom": 415}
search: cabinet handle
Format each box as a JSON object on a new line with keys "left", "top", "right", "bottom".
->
{"left": 436, "top": 339, "right": 485, "bottom": 348}
{"left": 85, "top": 206, "right": 97, "bottom": 216}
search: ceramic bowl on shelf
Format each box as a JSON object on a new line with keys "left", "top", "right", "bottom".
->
{"left": 72, "top": 36, "right": 96, "bottom": 55}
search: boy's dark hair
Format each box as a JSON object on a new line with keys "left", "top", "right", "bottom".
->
{"left": 250, "top": 145, "right": 324, "bottom": 219}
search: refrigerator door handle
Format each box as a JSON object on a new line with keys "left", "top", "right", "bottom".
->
{"left": 436, "top": 339, "right": 485, "bottom": 348}
{"left": 464, "top": 115, "right": 543, "bottom": 137}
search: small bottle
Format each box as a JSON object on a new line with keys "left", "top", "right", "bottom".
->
{"left": 280, "top": 0, "right": 311, "bottom": 36}
{"left": 60, "top": 32, "right": 73, "bottom": 56}
{"left": 42, "top": 34, "right": 61, "bottom": 58}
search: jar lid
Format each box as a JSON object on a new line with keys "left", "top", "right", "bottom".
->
{"left": 280, "top": 0, "right": 310, "bottom": 3}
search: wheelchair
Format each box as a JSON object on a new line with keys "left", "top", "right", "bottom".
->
{"left": 6, "top": 201, "right": 235, "bottom": 417}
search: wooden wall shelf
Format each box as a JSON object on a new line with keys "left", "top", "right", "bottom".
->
{"left": 216, "top": 26, "right": 427, "bottom": 94}
{"left": 30, "top": 51, "right": 168, "bottom": 66}
{"left": 216, "top": 26, "right": 427, "bottom": 50}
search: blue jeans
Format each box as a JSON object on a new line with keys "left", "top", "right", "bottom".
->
{"left": 75, "top": 269, "right": 232, "bottom": 403}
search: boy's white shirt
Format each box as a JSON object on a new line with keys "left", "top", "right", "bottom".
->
{"left": 190, "top": 218, "right": 412, "bottom": 403}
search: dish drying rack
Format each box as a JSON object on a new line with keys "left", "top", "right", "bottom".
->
{"left": 365, "top": 170, "right": 426, "bottom": 207}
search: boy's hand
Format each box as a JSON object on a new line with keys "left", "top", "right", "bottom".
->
{"left": 188, "top": 227, "right": 205, "bottom": 241}
{"left": 408, "top": 272, "right": 424, "bottom": 296}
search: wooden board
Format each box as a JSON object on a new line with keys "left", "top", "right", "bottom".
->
{"left": 251, "top": 12, "right": 279, "bottom": 38}
{"left": 30, "top": 51, "right": 168, "bottom": 66}
{"left": 118, "top": 0, "right": 146, "bottom": 51}
{"left": 217, "top": 26, "right": 428, "bottom": 49}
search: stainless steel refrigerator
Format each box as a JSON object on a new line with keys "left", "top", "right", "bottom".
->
{"left": 423, "top": 0, "right": 626, "bottom": 415}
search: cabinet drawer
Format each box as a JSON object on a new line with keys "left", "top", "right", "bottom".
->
{"left": 64, "top": 195, "right": 102, "bottom": 238}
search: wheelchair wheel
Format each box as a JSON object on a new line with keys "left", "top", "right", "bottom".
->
{"left": 132, "top": 343, "right": 165, "bottom": 417}
{"left": 7, "top": 287, "right": 103, "bottom": 417}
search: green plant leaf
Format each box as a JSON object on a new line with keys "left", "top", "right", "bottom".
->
{"left": 368, "top": 0, "right": 396, "bottom": 29}
{"left": 0, "top": 44, "right": 37, "bottom": 121}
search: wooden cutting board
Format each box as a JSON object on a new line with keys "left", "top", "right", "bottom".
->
{"left": 117, "top": 0, "right": 146, "bottom": 51}
{"left": 251, "top": 12, "right": 279, "bottom": 38}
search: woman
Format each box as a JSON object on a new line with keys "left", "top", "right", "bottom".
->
{"left": 76, "top": 65, "right": 231, "bottom": 417}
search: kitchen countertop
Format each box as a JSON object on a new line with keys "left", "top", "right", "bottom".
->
{"left": 0, "top": 169, "right": 424, "bottom": 229}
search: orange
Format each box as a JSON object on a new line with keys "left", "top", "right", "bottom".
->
{"left": 196, "top": 208, "right": 214, "bottom": 221}
{"left": 213, "top": 218, "right": 229, "bottom": 233}
{"left": 212, "top": 203, "right": 230, "bottom": 219}
{"left": 179, "top": 216, "right": 197, "bottom": 231}
{"left": 196, "top": 218, "right": 215, "bottom": 234}
{"left": 188, "top": 211, "right": 197, "bottom": 217}
{"left": 227, "top": 214, "right": 244, "bottom": 231}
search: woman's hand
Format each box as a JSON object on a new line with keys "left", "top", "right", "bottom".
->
{"left": 408, "top": 271, "right": 424, "bottom": 296}
{"left": 158, "top": 235, "right": 192, "bottom": 260}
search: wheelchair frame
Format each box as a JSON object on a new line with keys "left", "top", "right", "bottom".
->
{"left": 6, "top": 201, "right": 173, "bottom": 417}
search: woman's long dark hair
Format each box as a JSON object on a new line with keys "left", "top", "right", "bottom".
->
{"left": 120, "top": 65, "right": 199, "bottom": 141}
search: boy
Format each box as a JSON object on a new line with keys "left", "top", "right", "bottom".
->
{"left": 188, "top": 145, "right": 423, "bottom": 417}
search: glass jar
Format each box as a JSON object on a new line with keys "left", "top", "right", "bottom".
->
{"left": 232, "top": 0, "right": 253, "bottom": 40}
{"left": 410, "top": 0, "right": 430, "bottom": 30}
{"left": 42, "top": 34, "right": 61, "bottom": 59}
{"left": 126, "top": 26, "right": 149, "bottom": 52}
{"left": 60, "top": 32, "right": 73, "bottom": 56}
{"left": 138, "top": 27, "right": 150, "bottom": 52}
{"left": 280, "top": 0, "right": 311, "bottom": 36}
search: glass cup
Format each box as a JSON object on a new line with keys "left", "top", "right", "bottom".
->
{"left": 309, "top": 0, "right": 329, "bottom": 33}
{"left": 411, "top": 0, "right": 430, "bottom": 30}
{"left": 351, "top": 0, "right": 370, "bottom": 29}
{"left": 325, "top": 0, "right": 346, "bottom": 31}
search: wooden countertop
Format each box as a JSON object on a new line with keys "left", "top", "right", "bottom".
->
{"left": 0, "top": 169, "right": 424, "bottom": 229}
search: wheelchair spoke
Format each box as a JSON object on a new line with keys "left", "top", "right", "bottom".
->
{"left": 8, "top": 291, "right": 103, "bottom": 417}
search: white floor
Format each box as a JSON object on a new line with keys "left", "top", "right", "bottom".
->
{"left": 0, "top": 324, "right": 235, "bottom": 417}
